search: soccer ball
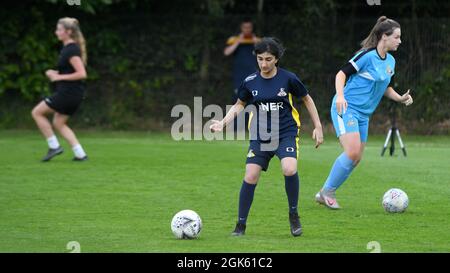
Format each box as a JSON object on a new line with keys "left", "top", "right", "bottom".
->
{"left": 171, "top": 210, "right": 202, "bottom": 239}
{"left": 382, "top": 188, "right": 409, "bottom": 213}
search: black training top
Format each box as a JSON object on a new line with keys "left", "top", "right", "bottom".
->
{"left": 53, "top": 43, "right": 86, "bottom": 96}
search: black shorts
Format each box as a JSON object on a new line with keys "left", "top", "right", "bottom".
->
{"left": 44, "top": 92, "right": 84, "bottom": 116}
{"left": 245, "top": 136, "right": 299, "bottom": 171}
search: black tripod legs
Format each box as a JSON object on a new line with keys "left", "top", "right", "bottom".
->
{"left": 381, "top": 127, "right": 407, "bottom": 157}
{"left": 381, "top": 128, "right": 393, "bottom": 156}
{"left": 395, "top": 129, "right": 407, "bottom": 156}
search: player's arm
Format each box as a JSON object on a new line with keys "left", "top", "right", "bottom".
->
{"left": 336, "top": 51, "right": 371, "bottom": 115}
{"left": 224, "top": 34, "right": 243, "bottom": 56}
{"left": 384, "top": 87, "right": 413, "bottom": 106}
{"left": 335, "top": 70, "right": 347, "bottom": 115}
{"left": 301, "top": 94, "right": 324, "bottom": 148}
{"left": 45, "top": 56, "right": 87, "bottom": 82}
{"left": 210, "top": 99, "right": 246, "bottom": 132}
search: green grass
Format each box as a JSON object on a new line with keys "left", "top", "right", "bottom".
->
{"left": 0, "top": 130, "right": 449, "bottom": 253}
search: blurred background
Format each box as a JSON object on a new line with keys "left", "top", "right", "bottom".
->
{"left": 1, "top": 0, "right": 449, "bottom": 134}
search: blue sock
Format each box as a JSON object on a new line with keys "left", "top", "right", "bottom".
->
{"left": 323, "top": 153, "right": 355, "bottom": 191}
{"left": 237, "top": 181, "right": 257, "bottom": 225}
{"left": 285, "top": 172, "right": 299, "bottom": 214}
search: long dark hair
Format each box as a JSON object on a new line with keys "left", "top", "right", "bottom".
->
{"left": 360, "top": 16, "right": 400, "bottom": 50}
{"left": 254, "top": 37, "right": 285, "bottom": 66}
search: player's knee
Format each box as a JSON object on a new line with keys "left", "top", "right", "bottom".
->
{"left": 346, "top": 149, "right": 361, "bottom": 162}
{"left": 244, "top": 173, "right": 259, "bottom": 184}
{"left": 31, "top": 108, "right": 39, "bottom": 119}
{"left": 282, "top": 165, "right": 297, "bottom": 176}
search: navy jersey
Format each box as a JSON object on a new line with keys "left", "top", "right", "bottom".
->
{"left": 237, "top": 68, "right": 309, "bottom": 140}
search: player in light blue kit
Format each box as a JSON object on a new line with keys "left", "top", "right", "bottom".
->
{"left": 315, "top": 16, "right": 414, "bottom": 209}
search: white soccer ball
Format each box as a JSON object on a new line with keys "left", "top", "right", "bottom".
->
{"left": 382, "top": 188, "right": 409, "bottom": 213}
{"left": 171, "top": 210, "right": 202, "bottom": 239}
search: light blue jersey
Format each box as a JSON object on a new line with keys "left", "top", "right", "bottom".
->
{"left": 336, "top": 48, "right": 396, "bottom": 117}
{"left": 331, "top": 48, "right": 396, "bottom": 142}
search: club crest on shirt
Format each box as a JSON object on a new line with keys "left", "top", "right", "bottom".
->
{"left": 277, "top": 88, "right": 287, "bottom": 97}
{"left": 386, "top": 65, "right": 394, "bottom": 75}
{"left": 251, "top": 90, "right": 258, "bottom": 96}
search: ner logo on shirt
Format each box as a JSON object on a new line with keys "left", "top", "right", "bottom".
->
{"left": 259, "top": 102, "right": 284, "bottom": 111}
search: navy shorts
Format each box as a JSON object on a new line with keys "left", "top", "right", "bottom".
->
{"left": 246, "top": 136, "right": 299, "bottom": 171}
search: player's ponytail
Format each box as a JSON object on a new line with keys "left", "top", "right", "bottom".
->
{"left": 360, "top": 16, "right": 401, "bottom": 51}
{"left": 254, "top": 37, "right": 285, "bottom": 66}
{"left": 58, "top": 17, "right": 87, "bottom": 65}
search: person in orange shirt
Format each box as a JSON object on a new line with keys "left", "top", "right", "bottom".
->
{"left": 224, "top": 19, "right": 261, "bottom": 130}
{"left": 224, "top": 19, "right": 261, "bottom": 95}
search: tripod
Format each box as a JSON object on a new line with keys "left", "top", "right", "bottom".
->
{"left": 381, "top": 104, "right": 407, "bottom": 157}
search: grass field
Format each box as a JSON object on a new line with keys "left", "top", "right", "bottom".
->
{"left": 0, "top": 130, "right": 449, "bottom": 253}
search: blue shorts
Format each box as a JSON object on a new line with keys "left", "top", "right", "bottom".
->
{"left": 246, "top": 136, "right": 299, "bottom": 171}
{"left": 331, "top": 105, "right": 369, "bottom": 142}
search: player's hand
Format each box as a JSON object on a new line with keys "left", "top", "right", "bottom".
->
{"left": 335, "top": 94, "right": 347, "bottom": 116}
{"left": 45, "top": 69, "right": 60, "bottom": 82}
{"left": 209, "top": 120, "right": 224, "bottom": 132}
{"left": 236, "top": 33, "right": 244, "bottom": 44}
{"left": 312, "top": 126, "right": 324, "bottom": 148}
{"left": 400, "top": 89, "right": 413, "bottom": 106}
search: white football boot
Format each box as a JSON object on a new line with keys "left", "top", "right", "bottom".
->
{"left": 315, "top": 189, "right": 341, "bottom": 209}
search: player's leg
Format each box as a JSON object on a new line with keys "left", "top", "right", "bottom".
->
{"left": 31, "top": 101, "right": 63, "bottom": 161}
{"left": 316, "top": 108, "right": 363, "bottom": 209}
{"left": 316, "top": 132, "right": 361, "bottom": 209}
{"left": 355, "top": 117, "right": 369, "bottom": 166}
{"left": 323, "top": 120, "right": 368, "bottom": 190}
{"left": 232, "top": 140, "right": 272, "bottom": 236}
{"left": 279, "top": 136, "right": 299, "bottom": 214}
{"left": 278, "top": 136, "right": 302, "bottom": 236}
{"left": 281, "top": 157, "right": 299, "bottom": 213}
{"left": 52, "top": 112, "right": 88, "bottom": 161}
{"left": 232, "top": 163, "right": 262, "bottom": 236}
{"left": 358, "top": 142, "right": 366, "bottom": 165}
{"left": 31, "top": 101, "right": 55, "bottom": 138}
